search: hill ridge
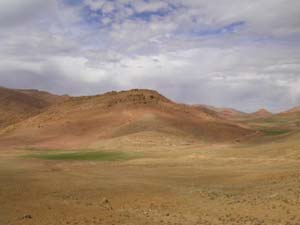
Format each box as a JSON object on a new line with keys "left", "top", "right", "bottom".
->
{"left": 0, "top": 87, "right": 254, "bottom": 147}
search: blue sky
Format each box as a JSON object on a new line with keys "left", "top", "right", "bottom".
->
{"left": 0, "top": 0, "right": 300, "bottom": 112}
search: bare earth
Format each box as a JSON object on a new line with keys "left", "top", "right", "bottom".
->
{"left": 0, "top": 88, "right": 300, "bottom": 225}
{"left": 1, "top": 138, "right": 300, "bottom": 225}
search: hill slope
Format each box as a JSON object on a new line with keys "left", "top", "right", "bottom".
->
{"left": 282, "top": 107, "right": 300, "bottom": 114}
{"left": 251, "top": 109, "right": 272, "bottom": 118}
{"left": 0, "top": 89, "right": 254, "bottom": 147}
{"left": 194, "top": 105, "right": 247, "bottom": 119}
{"left": 0, "top": 87, "right": 68, "bottom": 128}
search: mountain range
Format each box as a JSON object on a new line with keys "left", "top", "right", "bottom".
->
{"left": 0, "top": 86, "right": 298, "bottom": 148}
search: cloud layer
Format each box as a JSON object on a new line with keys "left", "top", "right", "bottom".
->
{"left": 0, "top": 0, "right": 300, "bottom": 112}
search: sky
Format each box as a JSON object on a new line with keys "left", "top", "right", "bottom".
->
{"left": 0, "top": 0, "right": 300, "bottom": 112}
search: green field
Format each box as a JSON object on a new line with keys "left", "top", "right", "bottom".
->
{"left": 261, "top": 129, "right": 290, "bottom": 136}
{"left": 26, "top": 150, "right": 141, "bottom": 161}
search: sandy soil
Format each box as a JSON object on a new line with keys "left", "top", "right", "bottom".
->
{"left": 1, "top": 141, "right": 299, "bottom": 225}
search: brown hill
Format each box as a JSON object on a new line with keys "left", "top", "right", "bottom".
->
{"left": 251, "top": 109, "right": 272, "bottom": 118}
{"left": 0, "top": 87, "right": 68, "bottom": 128}
{"left": 0, "top": 89, "right": 254, "bottom": 147}
{"left": 194, "top": 105, "right": 247, "bottom": 119}
{"left": 215, "top": 108, "right": 247, "bottom": 119}
{"left": 283, "top": 107, "right": 300, "bottom": 114}
{"left": 191, "top": 105, "right": 220, "bottom": 118}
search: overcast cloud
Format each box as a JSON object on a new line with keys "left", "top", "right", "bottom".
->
{"left": 0, "top": 0, "right": 300, "bottom": 112}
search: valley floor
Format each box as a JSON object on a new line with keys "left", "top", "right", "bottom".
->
{"left": 0, "top": 141, "right": 300, "bottom": 225}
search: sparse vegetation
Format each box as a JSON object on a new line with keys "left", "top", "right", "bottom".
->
{"left": 262, "top": 129, "right": 290, "bottom": 136}
{"left": 26, "top": 150, "right": 141, "bottom": 161}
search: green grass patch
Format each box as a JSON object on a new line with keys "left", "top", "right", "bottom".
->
{"left": 26, "top": 151, "right": 141, "bottom": 161}
{"left": 261, "top": 129, "right": 290, "bottom": 136}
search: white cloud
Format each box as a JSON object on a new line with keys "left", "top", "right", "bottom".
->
{"left": 133, "top": 1, "right": 170, "bottom": 13}
{"left": 0, "top": 0, "right": 300, "bottom": 112}
{"left": 0, "top": 0, "right": 55, "bottom": 26}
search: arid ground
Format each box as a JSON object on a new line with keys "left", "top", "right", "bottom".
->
{"left": 0, "top": 87, "right": 300, "bottom": 225}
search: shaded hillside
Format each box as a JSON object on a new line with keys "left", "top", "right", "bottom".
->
{"left": 194, "top": 105, "right": 247, "bottom": 119}
{"left": 0, "top": 89, "right": 254, "bottom": 147}
{"left": 0, "top": 87, "right": 68, "bottom": 128}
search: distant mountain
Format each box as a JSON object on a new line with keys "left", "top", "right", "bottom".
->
{"left": 194, "top": 105, "right": 247, "bottom": 119}
{"left": 197, "top": 105, "right": 275, "bottom": 120}
{"left": 284, "top": 107, "right": 300, "bottom": 114}
{"left": 251, "top": 109, "right": 273, "bottom": 118}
